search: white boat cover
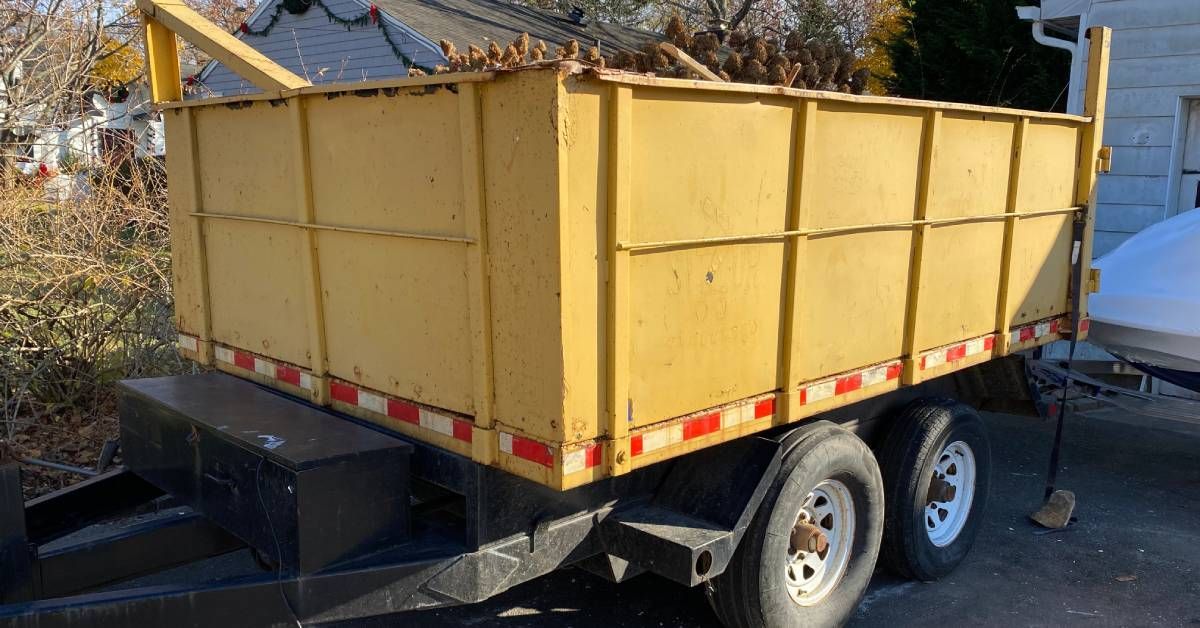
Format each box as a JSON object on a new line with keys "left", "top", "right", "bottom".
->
{"left": 1088, "top": 208, "right": 1200, "bottom": 371}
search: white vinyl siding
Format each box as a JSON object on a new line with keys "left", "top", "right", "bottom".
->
{"left": 198, "top": 0, "right": 444, "bottom": 97}
{"left": 1075, "top": 0, "right": 1200, "bottom": 255}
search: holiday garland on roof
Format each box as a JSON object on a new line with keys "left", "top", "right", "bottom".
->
{"left": 238, "top": 0, "right": 433, "bottom": 73}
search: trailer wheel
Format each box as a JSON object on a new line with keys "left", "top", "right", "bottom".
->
{"left": 707, "top": 423, "right": 884, "bottom": 628}
{"left": 878, "top": 398, "right": 991, "bottom": 581}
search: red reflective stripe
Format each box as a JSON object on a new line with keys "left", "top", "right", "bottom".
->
{"left": 683, "top": 412, "right": 721, "bottom": 440}
{"left": 276, "top": 365, "right": 301, "bottom": 386}
{"left": 754, "top": 398, "right": 775, "bottom": 419}
{"left": 798, "top": 388, "right": 807, "bottom": 405}
{"left": 886, "top": 363, "right": 903, "bottom": 380}
{"left": 452, "top": 420, "right": 473, "bottom": 442}
{"left": 1080, "top": 319, "right": 1090, "bottom": 332}
{"left": 984, "top": 336, "right": 995, "bottom": 351}
{"left": 234, "top": 352, "right": 255, "bottom": 371}
{"left": 511, "top": 435, "right": 553, "bottom": 467}
{"left": 631, "top": 434, "right": 644, "bottom": 457}
{"left": 1019, "top": 327, "right": 1035, "bottom": 341}
{"left": 387, "top": 399, "right": 419, "bottom": 424}
{"left": 1050, "top": 319, "right": 1060, "bottom": 334}
{"left": 585, "top": 444, "right": 602, "bottom": 468}
{"left": 330, "top": 381, "right": 358, "bottom": 405}
{"left": 835, "top": 373, "right": 862, "bottom": 395}
{"left": 946, "top": 344, "right": 967, "bottom": 362}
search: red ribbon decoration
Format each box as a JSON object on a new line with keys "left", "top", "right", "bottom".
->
{"left": 239, "top": 22, "right": 249, "bottom": 33}
{"left": 369, "top": 3, "right": 378, "bottom": 24}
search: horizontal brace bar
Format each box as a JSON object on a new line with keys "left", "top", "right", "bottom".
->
{"left": 191, "top": 212, "right": 476, "bottom": 244}
{"left": 617, "top": 206, "right": 1082, "bottom": 252}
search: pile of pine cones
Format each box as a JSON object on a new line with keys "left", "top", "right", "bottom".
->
{"left": 418, "top": 15, "right": 869, "bottom": 94}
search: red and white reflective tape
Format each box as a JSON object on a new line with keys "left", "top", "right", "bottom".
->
{"left": 631, "top": 395, "right": 775, "bottom": 458}
{"left": 211, "top": 342, "right": 315, "bottom": 391}
{"left": 330, "top": 381, "right": 473, "bottom": 444}
{"left": 1009, "top": 316, "right": 1076, "bottom": 346}
{"left": 800, "top": 361, "right": 902, "bottom": 405}
{"left": 177, "top": 333, "right": 199, "bottom": 353}
{"left": 498, "top": 432, "right": 602, "bottom": 474}
{"left": 920, "top": 336, "right": 995, "bottom": 370}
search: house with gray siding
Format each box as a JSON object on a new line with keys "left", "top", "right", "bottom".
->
{"left": 197, "top": 0, "right": 659, "bottom": 97}
{"left": 1019, "top": 0, "right": 1200, "bottom": 257}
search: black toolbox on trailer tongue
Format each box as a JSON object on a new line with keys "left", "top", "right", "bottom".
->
{"left": 119, "top": 373, "right": 412, "bottom": 574}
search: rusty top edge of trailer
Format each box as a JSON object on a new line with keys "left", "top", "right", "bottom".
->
{"left": 162, "top": 62, "right": 1090, "bottom": 123}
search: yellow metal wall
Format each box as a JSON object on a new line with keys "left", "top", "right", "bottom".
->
{"left": 169, "top": 68, "right": 1090, "bottom": 463}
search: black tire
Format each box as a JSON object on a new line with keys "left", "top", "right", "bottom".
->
{"left": 878, "top": 397, "right": 991, "bottom": 582}
{"left": 707, "top": 423, "right": 885, "bottom": 628}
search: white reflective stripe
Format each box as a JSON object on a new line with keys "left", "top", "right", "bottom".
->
{"left": 641, "top": 425, "right": 683, "bottom": 453}
{"left": 358, "top": 390, "right": 386, "bottom": 415}
{"left": 499, "top": 432, "right": 514, "bottom": 454}
{"left": 861, "top": 365, "right": 888, "bottom": 387}
{"left": 1011, "top": 330, "right": 1022, "bottom": 344}
{"left": 177, "top": 334, "right": 198, "bottom": 352}
{"left": 299, "top": 373, "right": 314, "bottom": 391}
{"left": 923, "top": 351, "right": 948, "bottom": 369}
{"left": 1035, "top": 322, "right": 1051, "bottom": 338}
{"left": 806, "top": 380, "right": 836, "bottom": 403}
{"left": 562, "top": 449, "right": 586, "bottom": 474}
{"left": 420, "top": 409, "right": 454, "bottom": 436}
{"left": 254, "top": 358, "right": 275, "bottom": 378}
{"left": 722, "top": 403, "right": 754, "bottom": 429}
{"left": 965, "top": 338, "right": 987, "bottom": 356}
{"left": 214, "top": 346, "right": 235, "bottom": 364}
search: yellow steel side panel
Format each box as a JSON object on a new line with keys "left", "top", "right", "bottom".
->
{"left": 316, "top": 232, "right": 473, "bottom": 413}
{"left": 194, "top": 103, "right": 299, "bottom": 220}
{"left": 626, "top": 89, "right": 792, "bottom": 425}
{"left": 914, "top": 114, "right": 1014, "bottom": 350}
{"left": 163, "top": 109, "right": 205, "bottom": 339}
{"left": 480, "top": 71, "right": 567, "bottom": 441}
{"left": 193, "top": 102, "right": 312, "bottom": 367}
{"left": 304, "top": 89, "right": 467, "bottom": 236}
{"left": 303, "top": 89, "right": 473, "bottom": 414}
{"left": 559, "top": 78, "right": 608, "bottom": 442}
{"left": 203, "top": 219, "right": 312, "bottom": 366}
{"left": 796, "top": 103, "right": 923, "bottom": 381}
{"left": 1007, "top": 121, "right": 1080, "bottom": 325}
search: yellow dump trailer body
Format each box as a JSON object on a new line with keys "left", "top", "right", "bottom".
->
{"left": 157, "top": 33, "right": 1108, "bottom": 490}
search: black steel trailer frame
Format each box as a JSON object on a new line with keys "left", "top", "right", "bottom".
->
{"left": 0, "top": 359, "right": 1036, "bottom": 627}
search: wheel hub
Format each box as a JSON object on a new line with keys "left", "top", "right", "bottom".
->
{"left": 784, "top": 479, "right": 855, "bottom": 606}
{"left": 924, "top": 440, "right": 977, "bottom": 547}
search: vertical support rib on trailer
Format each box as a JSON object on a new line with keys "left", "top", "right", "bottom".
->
{"left": 289, "top": 97, "right": 330, "bottom": 404}
{"left": 1072, "top": 27, "right": 1112, "bottom": 328}
{"left": 458, "top": 83, "right": 497, "bottom": 461}
{"left": 606, "top": 85, "right": 633, "bottom": 476}
{"left": 901, "top": 110, "right": 942, "bottom": 384}
{"left": 178, "top": 107, "right": 214, "bottom": 364}
{"left": 996, "top": 117, "right": 1031, "bottom": 355}
{"left": 778, "top": 100, "right": 818, "bottom": 422}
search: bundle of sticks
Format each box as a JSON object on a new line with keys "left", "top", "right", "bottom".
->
{"left": 418, "top": 15, "right": 869, "bottom": 94}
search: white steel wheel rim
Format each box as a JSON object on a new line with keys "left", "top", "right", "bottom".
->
{"left": 785, "top": 479, "right": 855, "bottom": 606}
{"left": 925, "top": 440, "right": 977, "bottom": 547}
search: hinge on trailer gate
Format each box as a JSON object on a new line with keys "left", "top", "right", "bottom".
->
{"left": 1097, "top": 146, "right": 1113, "bottom": 173}
{"left": 1088, "top": 268, "right": 1101, "bottom": 294}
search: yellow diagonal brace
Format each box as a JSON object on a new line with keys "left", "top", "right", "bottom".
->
{"left": 137, "top": 0, "right": 310, "bottom": 97}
